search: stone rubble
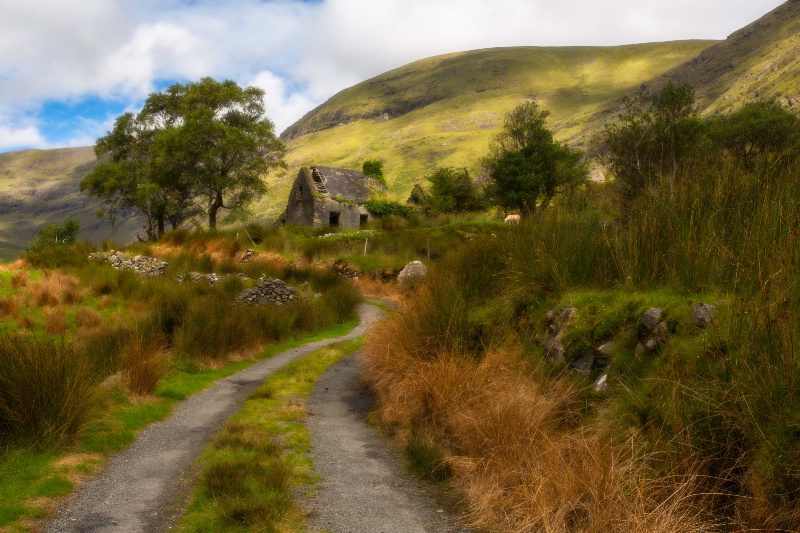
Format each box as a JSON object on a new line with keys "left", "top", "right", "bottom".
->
{"left": 333, "top": 260, "right": 361, "bottom": 279}
{"left": 176, "top": 272, "right": 251, "bottom": 284}
{"left": 234, "top": 277, "right": 299, "bottom": 305}
{"left": 240, "top": 249, "right": 257, "bottom": 263}
{"left": 88, "top": 250, "right": 168, "bottom": 276}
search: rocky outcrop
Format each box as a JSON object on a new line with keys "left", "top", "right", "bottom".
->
{"left": 88, "top": 251, "right": 168, "bottom": 276}
{"left": 234, "top": 277, "right": 299, "bottom": 305}
{"left": 397, "top": 261, "right": 427, "bottom": 288}
{"left": 541, "top": 307, "right": 577, "bottom": 364}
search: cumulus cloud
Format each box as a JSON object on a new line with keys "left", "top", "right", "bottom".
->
{"left": 0, "top": 0, "right": 786, "bottom": 151}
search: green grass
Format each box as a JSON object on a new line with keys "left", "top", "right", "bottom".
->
{"left": 177, "top": 337, "right": 364, "bottom": 533}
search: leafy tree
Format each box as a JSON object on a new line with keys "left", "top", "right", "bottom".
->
{"left": 26, "top": 219, "right": 79, "bottom": 253}
{"left": 483, "top": 101, "right": 586, "bottom": 213}
{"left": 708, "top": 100, "right": 800, "bottom": 167}
{"left": 423, "top": 167, "right": 485, "bottom": 213}
{"left": 362, "top": 159, "right": 387, "bottom": 187}
{"left": 81, "top": 77, "right": 285, "bottom": 238}
{"left": 599, "top": 82, "right": 704, "bottom": 202}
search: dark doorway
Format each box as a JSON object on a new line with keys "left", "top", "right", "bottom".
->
{"left": 359, "top": 214, "right": 369, "bottom": 228}
{"left": 329, "top": 212, "right": 341, "bottom": 227}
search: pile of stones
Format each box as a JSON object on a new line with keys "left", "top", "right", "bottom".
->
{"left": 88, "top": 251, "right": 168, "bottom": 276}
{"left": 240, "top": 249, "right": 257, "bottom": 263}
{"left": 333, "top": 260, "right": 361, "bottom": 279}
{"left": 234, "top": 277, "right": 299, "bottom": 305}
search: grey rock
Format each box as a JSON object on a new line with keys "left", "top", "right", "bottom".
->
{"left": 559, "top": 307, "right": 578, "bottom": 322}
{"left": 635, "top": 342, "right": 647, "bottom": 355}
{"left": 692, "top": 303, "right": 718, "bottom": 328}
{"left": 570, "top": 354, "right": 594, "bottom": 375}
{"left": 595, "top": 342, "right": 614, "bottom": 366}
{"left": 641, "top": 308, "right": 663, "bottom": 330}
{"left": 593, "top": 370, "right": 609, "bottom": 394}
{"left": 397, "top": 261, "right": 428, "bottom": 288}
{"left": 543, "top": 336, "right": 566, "bottom": 363}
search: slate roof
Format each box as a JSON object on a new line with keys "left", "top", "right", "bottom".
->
{"left": 311, "top": 166, "right": 382, "bottom": 201}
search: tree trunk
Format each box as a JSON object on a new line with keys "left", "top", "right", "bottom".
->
{"left": 208, "top": 192, "right": 223, "bottom": 230}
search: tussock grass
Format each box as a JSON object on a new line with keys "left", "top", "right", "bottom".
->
{"left": 10, "top": 271, "right": 28, "bottom": 288}
{"left": 43, "top": 307, "right": 68, "bottom": 335}
{"left": 0, "top": 336, "right": 97, "bottom": 446}
{"left": 75, "top": 307, "right": 103, "bottom": 329}
{"left": 121, "top": 334, "right": 167, "bottom": 396}
{"left": 0, "top": 295, "right": 21, "bottom": 318}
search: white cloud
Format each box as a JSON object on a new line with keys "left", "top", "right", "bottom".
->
{"left": 0, "top": 0, "right": 787, "bottom": 151}
{"left": 0, "top": 122, "right": 46, "bottom": 152}
{"left": 248, "top": 71, "right": 319, "bottom": 134}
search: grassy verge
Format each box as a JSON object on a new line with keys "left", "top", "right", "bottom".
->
{"left": 177, "top": 337, "right": 364, "bottom": 533}
{"left": 0, "top": 317, "right": 359, "bottom": 532}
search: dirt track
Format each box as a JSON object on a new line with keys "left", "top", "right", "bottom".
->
{"left": 46, "top": 304, "right": 383, "bottom": 533}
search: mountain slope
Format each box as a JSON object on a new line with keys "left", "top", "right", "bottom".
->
{"left": 278, "top": 41, "right": 715, "bottom": 199}
{"left": 0, "top": 148, "right": 141, "bottom": 260}
{"left": 647, "top": 0, "right": 800, "bottom": 115}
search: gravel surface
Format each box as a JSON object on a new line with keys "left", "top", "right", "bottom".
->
{"left": 306, "top": 352, "right": 471, "bottom": 533}
{"left": 46, "top": 303, "right": 383, "bottom": 533}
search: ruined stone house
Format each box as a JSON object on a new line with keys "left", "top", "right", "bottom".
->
{"left": 284, "top": 166, "right": 384, "bottom": 229}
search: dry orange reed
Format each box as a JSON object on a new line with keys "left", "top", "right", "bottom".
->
{"left": 362, "top": 318, "right": 720, "bottom": 533}
{"left": 122, "top": 334, "right": 167, "bottom": 396}
{"left": 29, "top": 272, "right": 81, "bottom": 308}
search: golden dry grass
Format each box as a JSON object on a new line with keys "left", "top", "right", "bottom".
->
{"left": 0, "top": 295, "right": 21, "bottom": 318}
{"left": 28, "top": 271, "right": 80, "bottom": 308}
{"left": 10, "top": 270, "right": 28, "bottom": 288}
{"left": 75, "top": 307, "right": 103, "bottom": 330}
{"left": 44, "top": 308, "right": 68, "bottom": 335}
{"left": 122, "top": 334, "right": 167, "bottom": 396}
{"left": 363, "top": 317, "right": 720, "bottom": 533}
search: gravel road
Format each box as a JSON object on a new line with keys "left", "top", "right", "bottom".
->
{"left": 306, "top": 352, "right": 471, "bottom": 533}
{"left": 46, "top": 303, "right": 383, "bottom": 533}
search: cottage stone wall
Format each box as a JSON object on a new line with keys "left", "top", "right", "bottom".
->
{"left": 312, "top": 198, "right": 367, "bottom": 229}
{"left": 285, "top": 167, "right": 372, "bottom": 229}
{"left": 285, "top": 168, "right": 316, "bottom": 226}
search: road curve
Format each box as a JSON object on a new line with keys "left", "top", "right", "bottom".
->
{"left": 46, "top": 303, "right": 384, "bottom": 533}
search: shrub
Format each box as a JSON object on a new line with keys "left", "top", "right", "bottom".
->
{"left": 0, "top": 336, "right": 97, "bottom": 446}
{"left": 0, "top": 296, "right": 21, "bottom": 319}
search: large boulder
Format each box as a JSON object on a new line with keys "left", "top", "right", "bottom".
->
{"left": 397, "top": 261, "right": 428, "bottom": 288}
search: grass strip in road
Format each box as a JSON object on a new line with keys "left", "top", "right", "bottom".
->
{"left": 0, "top": 317, "right": 358, "bottom": 532}
{"left": 177, "top": 337, "right": 364, "bottom": 533}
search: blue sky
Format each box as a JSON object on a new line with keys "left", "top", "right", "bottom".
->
{"left": 0, "top": 0, "right": 787, "bottom": 153}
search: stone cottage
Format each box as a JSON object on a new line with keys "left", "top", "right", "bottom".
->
{"left": 284, "top": 166, "right": 384, "bottom": 229}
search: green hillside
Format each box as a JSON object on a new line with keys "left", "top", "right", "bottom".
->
{"left": 0, "top": 147, "right": 141, "bottom": 260}
{"left": 279, "top": 42, "right": 715, "bottom": 199}
{"left": 648, "top": 0, "right": 800, "bottom": 116}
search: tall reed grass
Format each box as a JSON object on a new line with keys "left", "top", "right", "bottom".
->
{"left": 0, "top": 336, "right": 97, "bottom": 446}
{"left": 365, "top": 151, "right": 800, "bottom": 530}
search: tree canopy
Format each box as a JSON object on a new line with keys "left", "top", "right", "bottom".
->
{"left": 599, "top": 82, "right": 704, "bottom": 202}
{"left": 423, "top": 167, "right": 485, "bottom": 213}
{"left": 81, "top": 78, "right": 285, "bottom": 239}
{"left": 483, "top": 101, "right": 586, "bottom": 214}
